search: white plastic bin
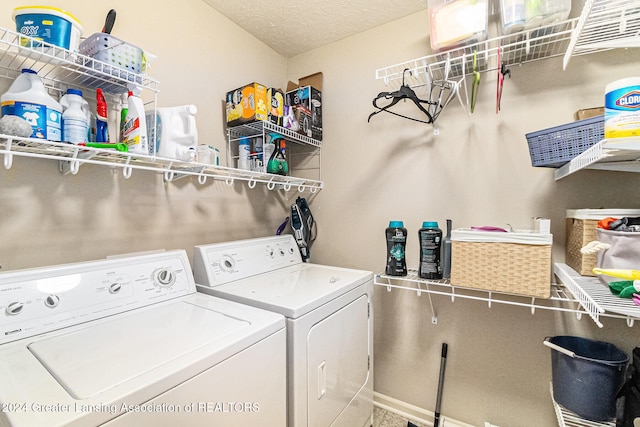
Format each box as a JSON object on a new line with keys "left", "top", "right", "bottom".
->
{"left": 429, "top": 0, "right": 489, "bottom": 51}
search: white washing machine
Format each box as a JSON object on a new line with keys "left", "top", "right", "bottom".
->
{"left": 0, "top": 250, "right": 286, "bottom": 427}
{"left": 193, "top": 235, "right": 373, "bottom": 427}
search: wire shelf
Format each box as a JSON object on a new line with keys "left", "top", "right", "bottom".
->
{"left": 564, "top": 0, "right": 640, "bottom": 69}
{"left": 0, "top": 26, "right": 159, "bottom": 95}
{"left": 375, "top": 19, "right": 577, "bottom": 86}
{"left": 0, "top": 135, "right": 323, "bottom": 193}
{"left": 374, "top": 268, "right": 584, "bottom": 325}
{"left": 554, "top": 138, "right": 640, "bottom": 180}
{"left": 374, "top": 264, "right": 640, "bottom": 327}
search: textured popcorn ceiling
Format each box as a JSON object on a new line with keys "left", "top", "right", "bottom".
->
{"left": 201, "top": 0, "right": 428, "bottom": 57}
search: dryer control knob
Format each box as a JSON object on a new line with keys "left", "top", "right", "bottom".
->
{"left": 6, "top": 301, "right": 24, "bottom": 316}
{"left": 154, "top": 269, "right": 176, "bottom": 287}
{"left": 44, "top": 294, "right": 60, "bottom": 308}
{"left": 109, "top": 283, "right": 122, "bottom": 294}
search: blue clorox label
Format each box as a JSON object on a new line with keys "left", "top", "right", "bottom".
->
{"left": 615, "top": 90, "right": 640, "bottom": 109}
{"left": 606, "top": 86, "right": 640, "bottom": 111}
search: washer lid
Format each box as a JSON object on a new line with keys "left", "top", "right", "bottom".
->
{"left": 27, "top": 300, "right": 248, "bottom": 399}
{"left": 197, "top": 263, "right": 372, "bottom": 318}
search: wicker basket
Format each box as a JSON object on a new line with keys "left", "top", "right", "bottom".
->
{"left": 525, "top": 115, "right": 603, "bottom": 168}
{"left": 566, "top": 209, "right": 640, "bottom": 276}
{"left": 450, "top": 229, "right": 552, "bottom": 298}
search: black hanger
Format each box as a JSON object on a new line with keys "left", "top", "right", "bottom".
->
{"left": 368, "top": 69, "right": 435, "bottom": 124}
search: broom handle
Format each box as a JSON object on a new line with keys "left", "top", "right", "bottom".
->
{"left": 434, "top": 343, "right": 448, "bottom": 427}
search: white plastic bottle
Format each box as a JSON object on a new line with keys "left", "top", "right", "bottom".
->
{"left": 60, "top": 88, "right": 89, "bottom": 144}
{"left": 122, "top": 92, "right": 148, "bottom": 155}
{"left": 1, "top": 68, "right": 62, "bottom": 141}
{"left": 146, "top": 104, "right": 198, "bottom": 161}
{"left": 238, "top": 136, "right": 251, "bottom": 170}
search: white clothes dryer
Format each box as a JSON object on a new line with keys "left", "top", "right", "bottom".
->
{"left": 193, "top": 235, "right": 373, "bottom": 427}
{"left": 0, "top": 250, "right": 286, "bottom": 427}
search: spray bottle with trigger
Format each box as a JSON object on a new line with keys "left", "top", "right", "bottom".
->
{"left": 96, "top": 88, "right": 109, "bottom": 142}
{"left": 266, "top": 133, "right": 288, "bottom": 175}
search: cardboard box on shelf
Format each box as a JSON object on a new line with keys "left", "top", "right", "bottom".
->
{"left": 225, "top": 83, "right": 268, "bottom": 127}
{"left": 268, "top": 88, "right": 284, "bottom": 126}
{"left": 286, "top": 72, "right": 322, "bottom": 140}
{"left": 574, "top": 107, "right": 604, "bottom": 121}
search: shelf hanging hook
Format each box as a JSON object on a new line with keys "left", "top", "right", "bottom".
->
{"left": 197, "top": 168, "right": 208, "bottom": 185}
{"left": 627, "top": 317, "right": 635, "bottom": 327}
{"left": 122, "top": 166, "right": 132, "bottom": 179}
{"left": 283, "top": 181, "right": 292, "bottom": 192}
{"left": 266, "top": 177, "right": 276, "bottom": 191}
{"left": 298, "top": 183, "right": 306, "bottom": 192}
{"left": 247, "top": 177, "right": 257, "bottom": 189}
{"left": 225, "top": 176, "right": 234, "bottom": 186}
{"left": 310, "top": 186, "right": 318, "bottom": 194}
{"left": 3, "top": 138, "right": 13, "bottom": 169}
{"left": 163, "top": 170, "right": 175, "bottom": 182}
{"left": 69, "top": 160, "right": 80, "bottom": 175}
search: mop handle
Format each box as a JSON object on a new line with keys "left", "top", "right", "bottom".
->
{"left": 434, "top": 343, "right": 448, "bottom": 427}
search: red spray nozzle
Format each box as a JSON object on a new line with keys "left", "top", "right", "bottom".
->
{"left": 96, "top": 88, "right": 107, "bottom": 119}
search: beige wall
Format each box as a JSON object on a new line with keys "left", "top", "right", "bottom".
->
{"left": 288, "top": 11, "right": 640, "bottom": 427}
{"left": 1, "top": 1, "right": 639, "bottom": 426}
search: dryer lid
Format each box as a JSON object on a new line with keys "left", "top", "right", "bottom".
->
{"left": 28, "top": 300, "right": 249, "bottom": 399}
{"left": 198, "top": 263, "right": 372, "bottom": 318}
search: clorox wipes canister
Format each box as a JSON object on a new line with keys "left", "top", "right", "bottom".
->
{"left": 605, "top": 77, "right": 640, "bottom": 139}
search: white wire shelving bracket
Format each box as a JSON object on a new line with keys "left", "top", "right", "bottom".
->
{"left": 551, "top": 384, "right": 616, "bottom": 427}
{"left": 555, "top": 137, "right": 640, "bottom": 180}
{"left": 375, "top": 264, "right": 640, "bottom": 328}
{"left": 0, "top": 134, "right": 323, "bottom": 193}
{"left": 563, "top": 0, "right": 640, "bottom": 70}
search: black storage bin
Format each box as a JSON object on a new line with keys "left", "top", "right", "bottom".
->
{"left": 545, "top": 335, "right": 628, "bottom": 421}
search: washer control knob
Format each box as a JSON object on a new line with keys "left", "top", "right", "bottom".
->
{"left": 219, "top": 255, "right": 235, "bottom": 272}
{"left": 154, "top": 269, "right": 176, "bottom": 287}
{"left": 44, "top": 295, "right": 60, "bottom": 308}
{"left": 109, "top": 283, "right": 122, "bottom": 294}
{"left": 6, "top": 302, "right": 24, "bottom": 316}
{"left": 280, "top": 249, "right": 285, "bottom": 256}
{"left": 289, "top": 247, "right": 295, "bottom": 254}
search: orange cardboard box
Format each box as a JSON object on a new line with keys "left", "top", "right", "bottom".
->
{"left": 225, "top": 83, "right": 268, "bottom": 127}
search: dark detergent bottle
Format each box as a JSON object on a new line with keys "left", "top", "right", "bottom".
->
{"left": 418, "top": 221, "right": 443, "bottom": 279}
{"left": 385, "top": 221, "right": 407, "bottom": 276}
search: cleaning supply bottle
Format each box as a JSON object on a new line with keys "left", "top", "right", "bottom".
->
{"left": 237, "top": 136, "right": 251, "bottom": 170}
{"left": 385, "top": 221, "right": 408, "bottom": 276}
{"left": 1, "top": 68, "right": 62, "bottom": 141}
{"left": 122, "top": 91, "right": 148, "bottom": 155}
{"left": 418, "top": 221, "right": 443, "bottom": 279}
{"left": 253, "top": 136, "right": 263, "bottom": 171}
{"left": 267, "top": 138, "right": 288, "bottom": 175}
{"left": 442, "top": 219, "right": 453, "bottom": 279}
{"left": 146, "top": 105, "right": 198, "bottom": 160}
{"left": 119, "top": 91, "right": 129, "bottom": 143}
{"left": 96, "top": 88, "right": 109, "bottom": 142}
{"left": 60, "top": 88, "right": 89, "bottom": 144}
{"left": 263, "top": 133, "right": 278, "bottom": 171}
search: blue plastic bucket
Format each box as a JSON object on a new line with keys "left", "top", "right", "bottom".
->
{"left": 13, "top": 6, "right": 83, "bottom": 52}
{"left": 545, "top": 336, "right": 628, "bottom": 421}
